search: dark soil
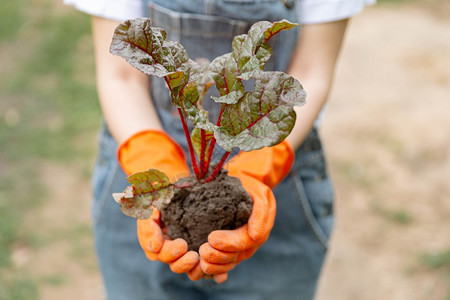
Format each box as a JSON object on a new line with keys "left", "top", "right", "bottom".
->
{"left": 161, "top": 170, "right": 253, "bottom": 252}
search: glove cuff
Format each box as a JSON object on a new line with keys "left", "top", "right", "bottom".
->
{"left": 226, "top": 140, "right": 295, "bottom": 188}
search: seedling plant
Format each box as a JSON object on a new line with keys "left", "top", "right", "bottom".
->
{"left": 111, "top": 18, "right": 306, "bottom": 250}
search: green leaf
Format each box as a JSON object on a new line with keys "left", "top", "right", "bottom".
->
{"left": 112, "top": 169, "right": 174, "bottom": 219}
{"left": 208, "top": 54, "right": 233, "bottom": 96}
{"left": 262, "top": 20, "right": 297, "bottom": 41}
{"left": 169, "top": 61, "right": 202, "bottom": 107}
{"left": 110, "top": 18, "right": 201, "bottom": 96}
{"left": 110, "top": 18, "right": 215, "bottom": 130}
{"left": 174, "top": 59, "right": 216, "bottom": 130}
{"left": 194, "top": 57, "right": 214, "bottom": 102}
{"left": 214, "top": 71, "right": 306, "bottom": 151}
{"left": 110, "top": 18, "right": 184, "bottom": 77}
{"left": 184, "top": 101, "right": 215, "bottom": 131}
{"left": 211, "top": 90, "right": 244, "bottom": 104}
{"left": 209, "top": 20, "right": 298, "bottom": 97}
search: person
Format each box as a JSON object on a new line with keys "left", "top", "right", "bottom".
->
{"left": 65, "top": 0, "right": 374, "bottom": 299}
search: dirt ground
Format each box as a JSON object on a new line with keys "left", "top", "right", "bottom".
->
{"left": 24, "top": 3, "right": 450, "bottom": 300}
{"left": 316, "top": 3, "right": 450, "bottom": 299}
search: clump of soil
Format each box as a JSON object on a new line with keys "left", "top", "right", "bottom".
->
{"left": 161, "top": 170, "right": 253, "bottom": 252}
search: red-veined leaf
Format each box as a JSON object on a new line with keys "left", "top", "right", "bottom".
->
{"left": 112, "top": 169, "right": 174, "bottom": 219}
{"left": 111, "top": 18, "right": 215, "bottom": 129}
{"left": 209, "top": 20, "right": 298, "bottom": 97}
{"left": 214, "top": 71, "right": 306, "bottom": 151}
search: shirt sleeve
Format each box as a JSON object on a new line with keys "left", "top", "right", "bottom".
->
{"left": 63, "top": 0, "right": 146, "bottom": 21}
{"left": 297, "top": 0, "right": 376, "bottom": 24}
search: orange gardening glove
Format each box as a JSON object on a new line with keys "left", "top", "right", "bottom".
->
{"left": 118, "top": 130, "right": 198, "bottom": 274}
{"left": 198, "top": 140, "right": 294, "bottom": 279}
{"left": 137, "top": 209, "right": 199, "bottom": 274}
{"left": 118, "top": 130, "right": 190, "bottom": 180}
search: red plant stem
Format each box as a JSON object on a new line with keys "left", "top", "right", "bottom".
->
{"left": 177, "top": 108, "right": 201, "bottom": 179}
{"left": 164, "top": 77, "right": 172, "bottom": 91}
{"left": 199, "top": 129, "right": 207, "bottom": 178}
{"left": 163, "top": 77, "right": 201, "bottom": 179}
{"left": 205, "top": 104, "right": 226, "bottom": 173}
{"left": 217, "top": 104, "right": 226, "bottom": 124}
{"left": 205, "top": 138, "right": 216, "bottom": 172}
{"left": 204, "top": 151, "right": 231, "bottom": 183}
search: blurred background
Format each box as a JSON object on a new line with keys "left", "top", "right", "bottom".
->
{"left": 0, "top": 0, "right": 448, "bottom": 299}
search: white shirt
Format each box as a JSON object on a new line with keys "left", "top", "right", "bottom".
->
{"left": 64, "top": 0, "right": 375, "bottom": 23}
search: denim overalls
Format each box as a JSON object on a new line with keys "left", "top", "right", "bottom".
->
{"left": 91, "top": 1, "right": 334, "bottom": 299}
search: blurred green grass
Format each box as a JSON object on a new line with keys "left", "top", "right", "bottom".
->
{"left": 0, "top": 0, "right": 100, "bottom": 298}
{"left": 422, "top": 249, "right": 450, "bottom": 270}
{"left": 0, "top": 0, "right": 26, "bottom": 45}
